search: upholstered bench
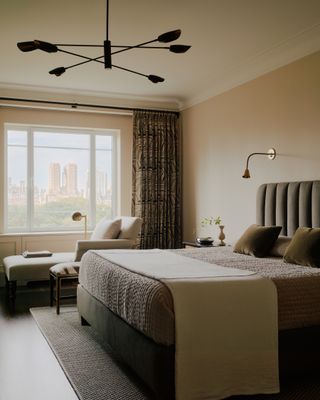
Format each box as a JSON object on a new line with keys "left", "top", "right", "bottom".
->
{"left": 3, "top": 252, "right": 74, "bottom": 301}
{"left": 49, "top": 262, "right": 80, "bottom": 314}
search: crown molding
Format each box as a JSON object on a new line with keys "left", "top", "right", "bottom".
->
{"left": 0, "top": 82, "right": 180, "bottom": 112}
{"left": 180, "top": 22, "right": 320, "bottom": 110}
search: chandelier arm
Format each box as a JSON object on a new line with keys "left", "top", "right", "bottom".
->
{"left": 56, "top": 44, "right": 171, "bottom": 50}
{"left": 58, "top": 49, "right": 104, "bottom": 64}
{"left": 111, "top": 39, "right": 158, "bottom": 56}
{"left": 112, "top": 45, "right": 170, "bottom": 49}
{"left": 64, "top": 58, "right": 105, "bottom": 71}
{"left": 56, "top": 44, "right": 104, "bottom": 48}
{"left": 112, "top": 64, "right": 148, "bottom": 78}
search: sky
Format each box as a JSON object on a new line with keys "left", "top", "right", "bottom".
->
{"left": 7, "top": 129, "right": 113, "bottom": 191}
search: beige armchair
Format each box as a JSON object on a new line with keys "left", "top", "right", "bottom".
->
{"left": 74, "top": 216, "right": 142, "bottom": 261}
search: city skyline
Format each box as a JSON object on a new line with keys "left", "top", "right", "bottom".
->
{"left": 8, "top": 161, "right": 111, "bottom": 205}
{"left": 7, "top": 129, "right": 113, "bottom": 194}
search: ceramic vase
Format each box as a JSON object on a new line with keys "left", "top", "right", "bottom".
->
{"left": 218, "top": 225, "right": 226, "bottom": 246}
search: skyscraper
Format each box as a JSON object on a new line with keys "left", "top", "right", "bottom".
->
{"left": 64, "top": 163, "right": 78, "bottom": 195}
{"left": 48, "top": 163, "right": 61, "bottom": 194}
{"left": 96, "top": 170, "right": 108, "bottom": 200}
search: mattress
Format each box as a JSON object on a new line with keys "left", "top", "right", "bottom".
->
{"left": 79, "top": 246, "right": 320, "bottom": 346}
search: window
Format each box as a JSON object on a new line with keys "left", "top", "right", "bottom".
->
{"left": 5, "top": 124, "right": 118, "bottom": 233}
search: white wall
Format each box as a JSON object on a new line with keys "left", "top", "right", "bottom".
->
{"left": 182, "top": 51, "right": 320, "bottom": 244}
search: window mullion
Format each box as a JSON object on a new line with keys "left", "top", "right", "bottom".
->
{"left": 3, "top": 127, "right": 8, "bottom": 233}
{"left": 28, "top": 129, "right": 34, "bottom": 232}
{"left": 112, "top": 133, "right": 118, "bottom": 217}
{"left": 90, "top": 133, "right": 96, "bottom": 228}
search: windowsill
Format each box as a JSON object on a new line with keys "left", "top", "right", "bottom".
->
{"left": 0, "top": 231, "right": 92, "bottom": 237}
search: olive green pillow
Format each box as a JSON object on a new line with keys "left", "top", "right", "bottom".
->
{"left": 234, "top": 224, "right": 282, "bottom": 257}
{"left": 269, "top": 236, "right": 292, "bottom": 257}
{"left": 283, "top": 227, "right": 320, "bottom": 268}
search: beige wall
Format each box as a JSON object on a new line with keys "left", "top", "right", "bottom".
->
{"left": 182, "top": 51, "right": 320, "bottom": 243}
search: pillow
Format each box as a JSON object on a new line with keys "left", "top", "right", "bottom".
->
{"left": 118, "top": 217, "right": 143, "bottom": 240}
{"left": 91, "top": 217, "right": 121, "bottom": 240}
{"left": 269, "top": 236, "right": 292, "bottom": 257}
{"left": 283, "top": 227, "right": 320, "bottom": 267}
{"left": 233, "top": 224, "right": 282, "bottom": 257}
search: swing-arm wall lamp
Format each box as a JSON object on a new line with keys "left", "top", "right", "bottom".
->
{"left": 242, "top": 148, "right": 276, "bottom": 178}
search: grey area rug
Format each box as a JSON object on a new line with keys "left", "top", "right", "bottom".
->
{"left": 31, "top": 307, "right": 320, "bottom": 400}
{"left": 30, "top": 307, "right": 153, "bottom": 400}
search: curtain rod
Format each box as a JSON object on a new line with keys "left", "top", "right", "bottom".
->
{"left": 0, "top": 96, "right": 179, "bottom": 116}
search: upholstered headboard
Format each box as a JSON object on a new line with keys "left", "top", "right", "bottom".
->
{"left": 256, "top": 181, "right": 320, "bottom": 237}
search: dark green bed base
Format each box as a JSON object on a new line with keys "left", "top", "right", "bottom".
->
{"left": 77, "top": 285, "right": 175, "bottom": 400}
{"left": 78, "top": 284, "right": 320, "bottom": 400}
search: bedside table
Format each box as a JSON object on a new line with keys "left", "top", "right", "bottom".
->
{"left": 182, "top": 241, "right": 215, "bottom": 248}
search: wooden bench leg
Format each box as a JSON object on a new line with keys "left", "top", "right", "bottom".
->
{"left": 50, "top": 273, "right": 55, "bottom": 307}
{"left": 8, "top": 281, "right": 17, "bottom": 303}
{"left": 56, "top": 276, "right": 61, "bottom": 315}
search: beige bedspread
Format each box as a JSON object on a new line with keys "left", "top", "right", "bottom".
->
{"left": 79, "top": 246, "right": 320, "bottom": 346}
{"left": 90, "top": 249, "right": 279, "bottom": 400}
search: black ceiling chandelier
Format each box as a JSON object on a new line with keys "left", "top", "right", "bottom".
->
{"left": 17, "top": 0, "right": 191, "bottom": 84}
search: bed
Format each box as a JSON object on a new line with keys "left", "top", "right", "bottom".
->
{"left": 77, "top": 180, "right": 320, "bottom": 400}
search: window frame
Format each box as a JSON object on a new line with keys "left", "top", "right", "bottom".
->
{"left": 4, "top": 123, "right": 119, "bottom": 233}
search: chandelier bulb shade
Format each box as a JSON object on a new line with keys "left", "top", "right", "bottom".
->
{"left": 157, "top": 29, "right": 181, "bottom": 43}
{"left": 148, "top": 75, "right": 165, "bottom": 83}
{"left": 17, "top": 40, "right": 58, "bottom": 53}
{"left": 16, "top": 1, "right": 191, "bottom": 83}
{"left": 242, "top": 148, "right": 276, "bottom": 179}
{"left": 169, "top": 45, "right": 191, "bottom": 53}
{"left": 49, "top": 67, "right": 66, "bottom": 76}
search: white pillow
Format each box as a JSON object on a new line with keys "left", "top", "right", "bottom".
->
{"left": 91, "top": 218, "right": 121, "bottom": 240}
{"left": 118, "top": 217, "right": 143, "bottom": 240}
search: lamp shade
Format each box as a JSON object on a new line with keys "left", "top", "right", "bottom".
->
{"left": 148, "top": 75, "right": 165, "bottom": 83}
{"left": 242, "top": 168, "right": 251, "bottom": 179}
{"left": 72, "top": 211, "right": 84, "bottom": 221}
{"left": 157, "top": 29, "right": 181, "bottom": 43}
{"left": 17, "top": 40, "right": 58, "bottom": 53}
{"left": 17, "top": 41, "right": 38, "bottom": 52}
{"left": 49, "top": 67, "right": 66, "bottom": 76}
{"left": 169, "top": 45, "right": 191, "bottom": 53}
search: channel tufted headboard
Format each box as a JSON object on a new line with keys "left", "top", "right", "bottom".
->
{"left": 256, "top": 181, "right": 320, "bottom": 237}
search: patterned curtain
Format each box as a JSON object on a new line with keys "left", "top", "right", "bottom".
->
{"left": 132, "top": 110, "right": 181, "bottom": 249}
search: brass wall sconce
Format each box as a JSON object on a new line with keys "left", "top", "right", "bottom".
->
{"left": 242, "top": 148, "right": 276, "bottom": 178}
{"left": 72, "top": 211, "right": 88, "bottom": 239}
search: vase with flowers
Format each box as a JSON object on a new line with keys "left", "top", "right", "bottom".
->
{"left": 200, "top": 216, "right": 226, "bottom": 246}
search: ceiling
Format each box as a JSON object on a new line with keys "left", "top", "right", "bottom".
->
{"left": 1, "top": 0, "right": 320, "bottom": 110}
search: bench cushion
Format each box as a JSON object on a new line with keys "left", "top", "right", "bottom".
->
{"left": 50, "top": 262, "right": 80, "bottom": 277}
{"left": 3, "top": 252, "right": 74, "bottom": 281}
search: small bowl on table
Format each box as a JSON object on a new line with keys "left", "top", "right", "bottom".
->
{"left": 196, "top": 237, "right": 214, "bottom": 246}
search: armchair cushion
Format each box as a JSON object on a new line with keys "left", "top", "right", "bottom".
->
{"left": 91, "top": 217, "right": 121, "bottom": 240}
{"left": 74, "top": 239, "right": 135, "bottom": 262}
{"left": 118, "top": 217, "right": 143, "bottom": 240}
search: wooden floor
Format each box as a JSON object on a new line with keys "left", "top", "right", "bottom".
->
{"left": 0, "top": 283, "right": 78, "bottom": 400}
